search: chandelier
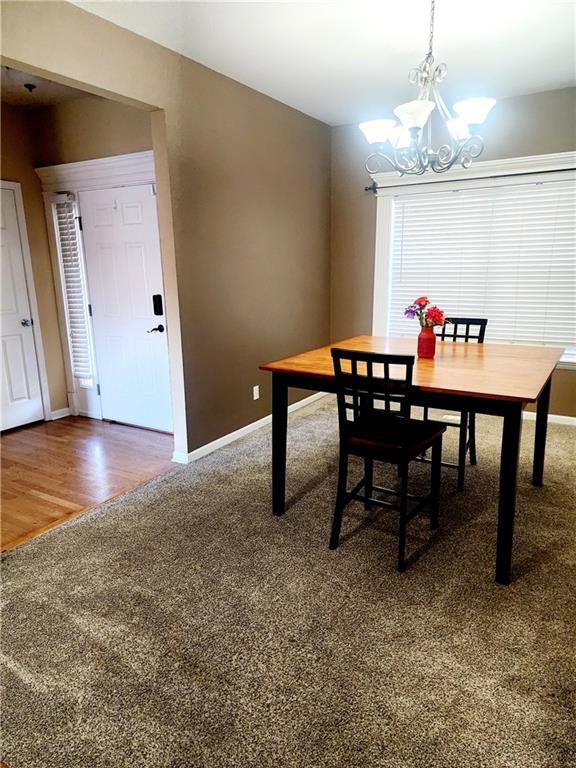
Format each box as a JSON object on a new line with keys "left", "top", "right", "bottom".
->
{"left": 360, "top": 0, "right": 495, "bottom": 176}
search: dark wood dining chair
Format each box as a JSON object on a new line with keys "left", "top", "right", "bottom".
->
{"left": 422, "top": 317, "right": 488, "bottom": 490}
{"left": 330, "top": 348, "right": 446, "bottom": 572}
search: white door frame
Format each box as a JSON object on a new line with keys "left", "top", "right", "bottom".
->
{"left": 36, "top": 151, "right": 188, "bottom": 459}
{"left": 0, "top": 180, "right": 52, "bottom": 421}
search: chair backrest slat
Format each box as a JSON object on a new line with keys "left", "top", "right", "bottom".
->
{"left": 437, "top": 317, "right": 488, "bottom": 344}
{"left": 331, "top": 348, "right": 414, "bottom": 432}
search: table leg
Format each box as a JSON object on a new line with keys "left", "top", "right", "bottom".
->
{"left": 532, "top": 375, "right": 551, "bottom": 487}
{"left": 272, "top": 374, "right": 288, "bottom": 516}
{"left": 495, "top": 403, "right": 523, "bottom": 585}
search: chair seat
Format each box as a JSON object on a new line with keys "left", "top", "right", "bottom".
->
{"left": 346, "top": 412, "right": 446, "bottom": 462}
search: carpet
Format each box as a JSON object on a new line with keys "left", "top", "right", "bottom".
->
{"left": 1, "top": 399, "right": 575, "bottom": 768}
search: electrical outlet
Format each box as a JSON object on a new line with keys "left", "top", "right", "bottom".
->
{"left": 253, "top": 385, "right": 260, "bottom": 401}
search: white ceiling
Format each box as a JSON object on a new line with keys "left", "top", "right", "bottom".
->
{"left": 74, "top": 1, "right": 575, "bottom": 126}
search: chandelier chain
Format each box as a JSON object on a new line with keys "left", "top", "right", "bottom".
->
{"left": 428, "top": 0, "right": 436, "bottom": 58}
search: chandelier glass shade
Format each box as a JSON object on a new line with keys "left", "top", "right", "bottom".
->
{"left": 360, "top": 0, "right": 495, "bottom": 176}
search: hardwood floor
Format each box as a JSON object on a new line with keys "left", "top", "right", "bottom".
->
{"left": 1, "top": 416, "right": 176, "bottom": 553}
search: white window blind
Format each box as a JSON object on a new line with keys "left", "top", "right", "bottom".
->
{"left": 387, "top": 178, "right": 575, "bottom": 353}
{"left": 54, "top": 200, "right": 94, "bottom": 379}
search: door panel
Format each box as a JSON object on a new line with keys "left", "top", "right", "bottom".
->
{"left": 3, "top": 335, "right": 31, "bottom": 401}
{"left": 79, "top": 185, "right": 172, "bottom": 432}
{"left": 0, "top": 188, "right": 44, "bottom": 430}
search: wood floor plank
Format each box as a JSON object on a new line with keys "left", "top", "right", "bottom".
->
{"left": 1, "top": 416, "right": 176, "bottom": 552}
{"left": 28, "top": 490, "right": 84, "bottom": 512}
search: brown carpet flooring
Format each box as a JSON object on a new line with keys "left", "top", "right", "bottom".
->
{"left": 1, "top": 399, "right": 575, "bottom": 768}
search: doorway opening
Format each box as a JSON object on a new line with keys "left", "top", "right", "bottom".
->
{"left": 0, "top": 66, "right": 187, "bottom": 551}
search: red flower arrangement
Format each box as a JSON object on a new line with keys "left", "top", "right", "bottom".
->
{"left": 424, "top": 305, "right": 446, "bottom": 327}
{"left": 404, "top": 296, "right": 449, "bottom": 359}
{"left": 404, "top": 296, "right": 447, "bottom": 328}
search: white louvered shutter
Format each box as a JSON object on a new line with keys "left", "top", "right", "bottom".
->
{"left": 387, "top": 178, "right": 576, "bottom": 355}
{"left": 53, "top": 199, "right": 94, "bottom": 379}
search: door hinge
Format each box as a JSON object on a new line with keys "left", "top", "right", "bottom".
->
{"left": 88, "top": 303, "right": 92, "bottom": 317}
{"left": 96, "top": 383, "right": 101, "bottom": 396}
{"left": 151, "top": 183, "right": 157, "bottom": 196}
{"left": 76, "top": 215, "right": 83, "bottom": 231}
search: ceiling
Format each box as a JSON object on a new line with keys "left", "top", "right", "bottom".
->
{"left": 74, "top": 1, "right": 575, "bottom": 126}
{"left": 1, "top": 67, "right": 90, "bottom": 107}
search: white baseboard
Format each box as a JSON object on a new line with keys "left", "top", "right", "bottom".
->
{"left": 171, "top": 450, "right": 191, "bottom": 464}
{"left": 50, "top": 408, "right": 71, "bottom": 420}
{"left": 430, "top": 408, "right": 575, "bottom": 426}
{"left": 172, "top": 392, "right": 328, "bottom": 464}
{"left": 169, "top": 396, "right": 574, "bottom": 465}
{"left": 428, "top": 411, "right": 576, "bottom": 425}
{"left": 522, "top": 411, "right": 576, "bottom": 425}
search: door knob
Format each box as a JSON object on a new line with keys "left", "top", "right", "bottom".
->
{"left": 147, "top": 324, "right": 165, "bottom": 333}
{"left": 21, "top": 318, "right": 33, "bottom": 327}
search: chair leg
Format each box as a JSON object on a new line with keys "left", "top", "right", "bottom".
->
{"left": 329, "top": 449, "right": 349, "bottom": 550}
{"left": 420, "top": 406, "right": 430, "bottom": 459}
{"left": 457, "top": 412, "right": 468, "bottom": 491}
{"left": 364, "top": 458, "right": 373, "bottom": 510}
{"left": 469, "top": 411, "right": 477, "bottom": 466}
{"left": 397, "top": 462, "right": 409, "bottom": 572}
{"left": 430, "top": 437, "right": 442, "bottom": 530}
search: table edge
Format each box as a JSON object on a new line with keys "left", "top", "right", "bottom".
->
{"left": 260, "top": 338, "right": 564, "bottom": 404}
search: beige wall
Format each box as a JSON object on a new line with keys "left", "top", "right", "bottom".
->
{"left": 330, "top": 123, "right": 377, "bottom": 342}
{"left": 2, "top": 1, "right": 331, "bottom": 450}
{"left": 478, "top": 87, "right": 576, "bottom": 163}
{"left": 331, "top": 87, "right": 576, "bottom": 416}
{"left": 526, "top": 369, "right": 576, "bottom": 419}
{"left": 1, "top": 103, "right": 68, "bottom": 411}
{"left": 35, "top": 95, "right": 153, "bottom": 166}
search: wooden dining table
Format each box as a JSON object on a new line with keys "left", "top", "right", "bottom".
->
{"left": 260, "top": 336, "right": 564, "bottom": 585}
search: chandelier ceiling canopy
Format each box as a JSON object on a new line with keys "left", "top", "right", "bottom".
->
{"left": 360, "top": 0, "right": 496, "bottom": 177}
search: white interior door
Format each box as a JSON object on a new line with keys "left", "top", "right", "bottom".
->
{"left": 0, "top": 188, "right": 45, "bottom": 430}
{"left": 79, "top": 185, "right": 172, "bottom": 432}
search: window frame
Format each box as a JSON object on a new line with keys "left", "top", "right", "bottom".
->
{"left": 371, "top": 152, "right": 576, "bottom": 369}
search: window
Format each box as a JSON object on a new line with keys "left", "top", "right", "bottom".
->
{"left": 384, "top": 177, "right": 575, "bottom": 357}
{"left": 52, "top": 196, "right": 95, "bottom": 384}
